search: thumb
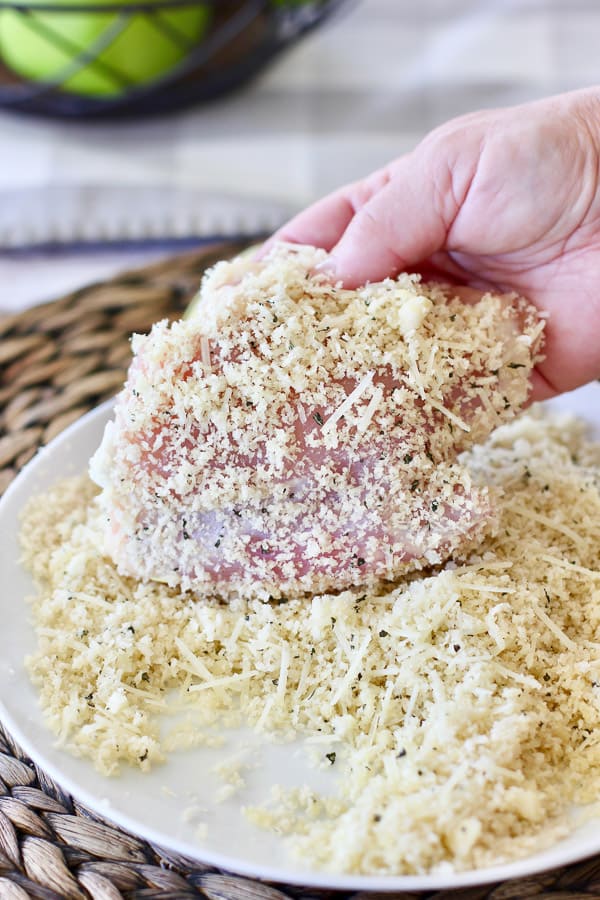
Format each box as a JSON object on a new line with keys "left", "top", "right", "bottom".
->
{"left": 324, "top": 148, "right": 467, "bottom": 288}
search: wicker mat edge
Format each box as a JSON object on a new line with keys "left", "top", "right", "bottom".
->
{"left": 1, "top": 241, "right": 600, "bottom": 899}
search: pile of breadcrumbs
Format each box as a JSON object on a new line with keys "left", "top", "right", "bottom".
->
{"left": 20, "top": 409, "right": 600, "bottom": 875}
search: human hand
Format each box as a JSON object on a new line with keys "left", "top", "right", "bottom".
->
{"left": 272, "top": 88, "right": 600, "bottom": 400}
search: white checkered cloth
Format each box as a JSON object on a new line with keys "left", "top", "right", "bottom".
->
{"left": 0, "top": 0, "right": 597, "bottom": 309}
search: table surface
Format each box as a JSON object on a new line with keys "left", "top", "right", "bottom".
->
{"left": 1, "top": 0, "right": 599, "bottom": 312}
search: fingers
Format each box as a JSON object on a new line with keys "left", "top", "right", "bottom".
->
{"left": 268, "top": 144, "right": 470, "bottom": 288}
{"left": 324, "top": 152, "right": 457, "bottom": 287}
{"left": 263, "top": 165, "right": 395, "bottom": 256}
{"left": 266, "top": 188, "right": 357, "bottom": 254}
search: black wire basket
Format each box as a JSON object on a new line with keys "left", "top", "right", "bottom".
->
{"left": 0, "top": 0, "right": 348, "bottom": 117}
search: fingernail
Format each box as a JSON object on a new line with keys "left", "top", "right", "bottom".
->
{"left": 313, "top": 257, "right": 338, "bottom": 279}
{"left": 252, "top": 242, "right": 269, "bottom": 260}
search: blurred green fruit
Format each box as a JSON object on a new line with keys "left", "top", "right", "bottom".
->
{"left": 0, "top": 0, "right": 211, "bottom": 97}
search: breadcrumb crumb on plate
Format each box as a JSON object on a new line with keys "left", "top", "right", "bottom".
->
{"left": 1, "top": 383, "right": 600, "bottom": 890}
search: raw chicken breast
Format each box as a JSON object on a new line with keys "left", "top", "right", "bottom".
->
{"left": 90, "top": 244, "right": 544, "bottom": 600}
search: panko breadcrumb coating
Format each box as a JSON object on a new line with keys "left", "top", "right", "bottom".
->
{"left": 90, "top": 243, "right": 543, "bottom": 599}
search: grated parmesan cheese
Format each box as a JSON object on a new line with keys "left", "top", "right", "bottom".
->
{"left": 394, "top": 294, "right": 433, "bottom": 336}
{"left": 19, "top": 408, "right": 600, "bottom": 876}
{"left": 322, "top": 371, "right": 374, "bottom": 434}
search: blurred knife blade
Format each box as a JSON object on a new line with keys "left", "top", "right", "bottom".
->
{"left": 0, "top": 185, "right": 296, "bottom": 249}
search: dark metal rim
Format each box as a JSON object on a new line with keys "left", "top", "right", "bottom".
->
{"left": 0, "top": 0, "right": 350, "bottom": 117}
{"left": 0, "top": 0, "right": 245, "bottom": 14}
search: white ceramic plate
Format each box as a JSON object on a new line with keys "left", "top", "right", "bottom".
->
{"left": 1, "top": 383, "right": 600, "bottom": 891}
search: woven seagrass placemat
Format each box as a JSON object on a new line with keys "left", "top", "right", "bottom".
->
{"left": 1, "top": 241, "right": 600, "bottom": 899}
